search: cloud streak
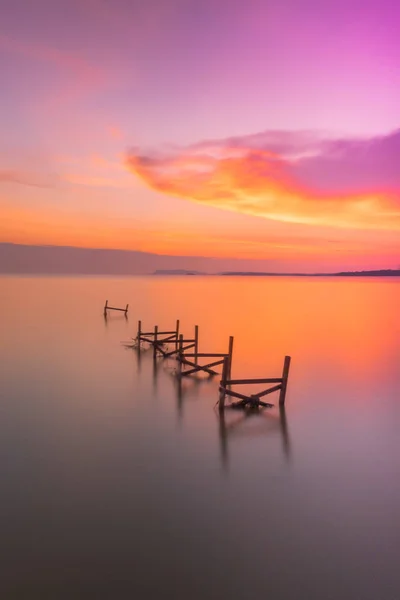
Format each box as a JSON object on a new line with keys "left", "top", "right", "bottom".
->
{"left": 0, "top": 33, "right": 104, "bottom": 106}
{"left": 126, "top": 129, "right": 400, "bottom": 231}
{"left": 0, "top": 169, "right": 54, "bottom": 188}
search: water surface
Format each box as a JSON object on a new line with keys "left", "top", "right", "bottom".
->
{"left": 1, "top": 275, "right": 399, "bottom": 599}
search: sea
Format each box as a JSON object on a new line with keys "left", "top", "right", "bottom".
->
{"left": 1, "top": 275, "right": 399, "bottom": 599}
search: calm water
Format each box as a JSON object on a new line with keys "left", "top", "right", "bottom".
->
{"left": 1, "top": 275, "right": 399, "bottom": 599}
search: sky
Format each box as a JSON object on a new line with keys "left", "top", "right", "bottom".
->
{"left": 0, "top": 0, "right": 399, "bottom": 272}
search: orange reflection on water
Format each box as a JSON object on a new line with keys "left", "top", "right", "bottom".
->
{"left": 135, "top": 276, "right": 399, "bottom": 388}
{"left": 1, "top": 275, "right": 399, "bottom": 408}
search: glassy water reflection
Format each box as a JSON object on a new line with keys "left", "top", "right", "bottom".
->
{"left": 1, "top": 276, "right": 399, "bottom": 599}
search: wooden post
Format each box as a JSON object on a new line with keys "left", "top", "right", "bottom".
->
{"left": 219, "top": 356, "right": 229, "bottom": 412}
{"left": 175, "top": 319, "right": 180, "bottom": 350}
{"left": 279, "top": 355, "right": 291, "bottom": 406}
{"left": 153, "top": 325, "right": 158, "bottom": 359}
{"left": 177, "top": 334, "right": 184, "bottom": 376}
{"left": 250, "top": 394, "right": 259, "bottom": 408}
{"left": 104, "top": 300, "right": 108, "bottom": 316}
{"left": 179, "top": 333, "right": 183, "bottom": 354}
{"left": 227, "top": 336, "right": 234, "bottom": 380}
{"left": 125, "top": 304, "right": 129, "bottom": 316}
{"left": 137, "top": 320, "right": 142, "bottom": 348}
{"left": 194, "top": 325, "right": 199, "bottom": 365}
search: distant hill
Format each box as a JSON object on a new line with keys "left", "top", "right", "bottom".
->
{"left": 334, "top": 269, "right": 400, "bottom": 276}
{"left": 153, "top": 269, "right": 204, "bottom": 275}
{"left": 219, "top": 269, "right": 400, "bottom": 277}
{"left": 0, "top": 243, "right": 398, "bottom": 277}
{"left": 0, "top": 243, "right": 213, "bottom": 275}
{"left": 0, "top": 243, "right": 284, "bottom": 275}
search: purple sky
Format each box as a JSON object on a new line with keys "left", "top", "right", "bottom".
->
{"left": 0, "top": 0, "right": 399, "bottom": 271}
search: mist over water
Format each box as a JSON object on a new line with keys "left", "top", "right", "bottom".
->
{"left": 1, "top": 275, "right": 399, "bottom": 599}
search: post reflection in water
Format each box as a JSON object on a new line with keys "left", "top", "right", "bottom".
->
{"left": 130, "top": 339, "right": 292, "bottom": 463}
{"left": 103, "top": 311, "right": 129, "bottom": 327}
{"left": 174, "top": 375, "right": 211, "bottom": 422}
{"left": 133, "top": 341, "right": 218, "bottom": 423}
{"left": 133, "top": 341, "right": 154, "bottom": 375}
{"left": 103, "top": 310, "right": 130, "bottom": 339}
{"left": 2, "top": 276, "right": 399, "bottom": 600}
{"left": 217, "top": 405, "right": 291, "bottom": 471}
{"left": 136, "top": 343, "right": 142, "bottom": 374}
{"left": 151, "top": 353, "right": 178, "bottom": 399}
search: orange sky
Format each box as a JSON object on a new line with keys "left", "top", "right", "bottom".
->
{"left": 1, "top": 0, "right": 399, "bottom": 272}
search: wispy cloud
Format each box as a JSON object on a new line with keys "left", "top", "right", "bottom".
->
{"left": 126, "top": 129, "right": 400, "bottom": 231}
{"left": 0, "top": 169, "right": 55, "bottom": 188}
{"left": 0, "top": 33, "right": 104, "bottom": 105}
{"left": 58, "top": 153, "right": 135, "bottom": 188}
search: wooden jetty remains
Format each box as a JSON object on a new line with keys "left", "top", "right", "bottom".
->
{"left": 104, "top": 300, "right": 129, "bottom": 317}
{"left": 157, "top": 323, "right": 198, "bottom": 359}
{"left": 178, "top": 334, "right": 234, "bottom": 378}
{"left": 136, "top": 319, "right": 182, "bottom": 357}
{"left": 135, "top": 320, "right": 234, "bottom": 379}
{"left": 127, "top": 316, "right": 292, "bottom": 412}
{"left": 218, "top": 355, "right": 291, "bottom": 411}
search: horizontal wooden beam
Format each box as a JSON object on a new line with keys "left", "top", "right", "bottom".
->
{"left": 183, "top": 353, "right": 228, "bottom": 358}
{"left": 105, "top": 306, "right": 127, "bottom": 312}
{"left": 140, "top": 334, "right": 177, "bottom": 344}
{"left": 225, "top": 377, "right": 282, "bottom": 385}
{"left": 141, "top": 331, "right": 177, "bottom": 336}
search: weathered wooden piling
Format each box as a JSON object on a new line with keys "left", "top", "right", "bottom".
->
{"left": 178, "top": 334, "right": 183, "bottom": 376}
{"left": 194, "top": 325, "right": 199, "bottom": 365}
{"left": 218, "top": 355, "right": 292, "bottom": 410}
{"left": 175, "top": 320, "right": 180, "bottom": 351}
{"left": 136, "top": 321, "right": 181, "bottom": 356}
{"left": 129, "top": 317, "right": 292, "bottom": 413}
{"left": 158, "top": 325, "right": 197, "bottom": 358}
{"left": 153, "top": 325, "right": 158, "bottom": 359}
{"left": 178, "top": 334, "right": 234, "bottom": 378}
{"left": 227, "top": 335, "right": 234, "bottom": 380}
{"left": 279, "top": 355, "right": 291, "bottom": 406}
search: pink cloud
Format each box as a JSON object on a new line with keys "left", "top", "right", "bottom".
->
{"left": 126, "top": 129, "right": 400, "bottom": 231}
